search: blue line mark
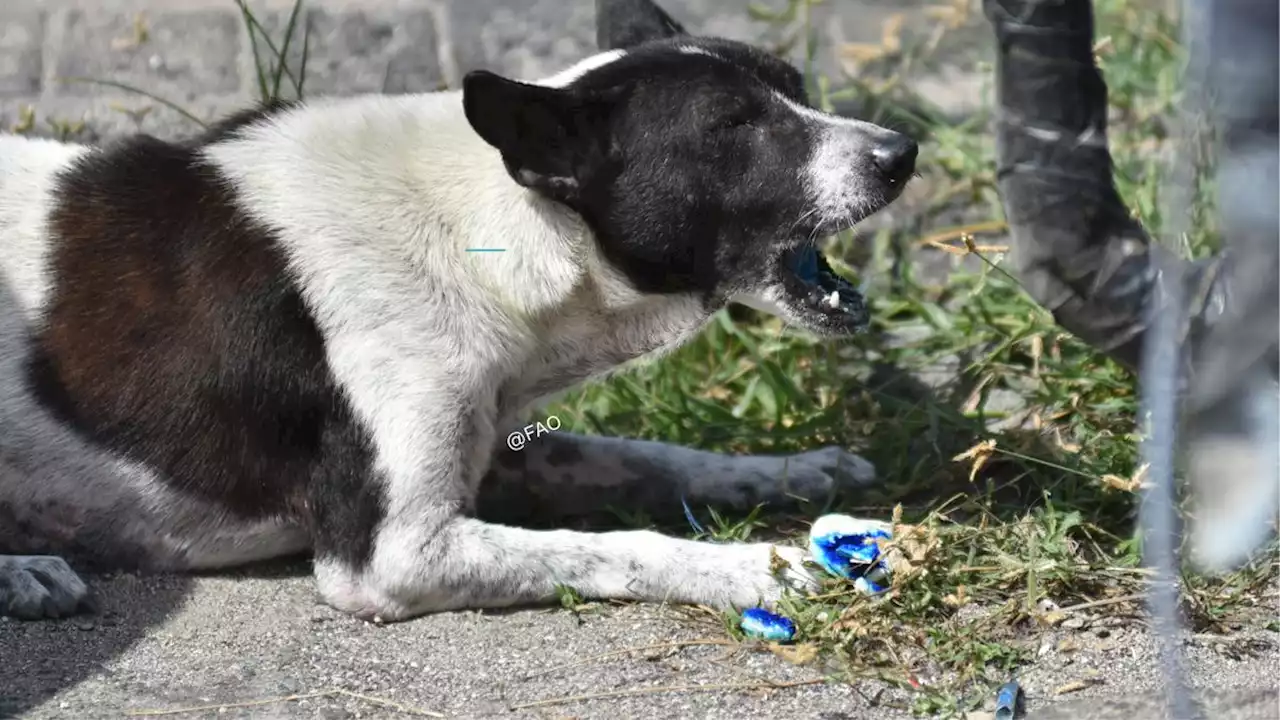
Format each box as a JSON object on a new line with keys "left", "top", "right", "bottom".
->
{"left": 466, "top": 248, "right": 507, "bottom": 252}
{"left": 681, "top": 497, "right": 710, "bottom": 538}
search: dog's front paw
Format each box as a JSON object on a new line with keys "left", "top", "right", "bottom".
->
{"left": 0, "top": 555, "right": 94, "bottom": 620}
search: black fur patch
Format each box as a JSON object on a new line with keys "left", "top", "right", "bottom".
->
{"left": 570, "top": 38, "right": 815, "bottom": 298}
{"left": 28, "top": 101, "right": 384, "bottom": 571}
{"left": 463, "top": 35, "right": 821, "bottom": 302}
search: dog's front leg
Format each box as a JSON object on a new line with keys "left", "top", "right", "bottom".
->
{"left": 320, "top": 514, "right": 817, "bottom": 621}
{"left": 478, "top": 430, "right": 877, "bottom": 525}
{"left": 310, "top": 414, "right": 819, "bottom": 622}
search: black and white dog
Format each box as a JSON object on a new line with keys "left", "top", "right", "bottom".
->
{"left": 0, "top": 0, "right": 916, "bottom": 621}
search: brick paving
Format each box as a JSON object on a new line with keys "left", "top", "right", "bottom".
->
{"left": 0, "top": 0, "right": 988, "bottom": 140}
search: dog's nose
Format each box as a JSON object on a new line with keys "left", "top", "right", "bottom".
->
{"left": 870, "top": 135, "right": 918, "bottom": 184}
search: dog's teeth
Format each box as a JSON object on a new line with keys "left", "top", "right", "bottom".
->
{"left": 826, "top": 290, "right": 840, "bottom": 309}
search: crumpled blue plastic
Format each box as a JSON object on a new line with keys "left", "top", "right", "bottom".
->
{"left": 713, "top": 514, "right": 896, "bottom": 642}
{"left": 740, "top": 607, "right": 796, "bottom": 642}
{"left": 807, "top": 515, "right": 894, "bottom": 594}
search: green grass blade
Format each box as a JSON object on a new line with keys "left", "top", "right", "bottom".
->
{"left": 271, "top": 0, "right": 306, "bottom": 100}
{"left": 296, "top": 12, "right": 312, "bottom": 99}
{"left": 239, "top": 10, "right": 305, "bottom": 99}
{"left": 234, "top": 0, "right": 271, "bottom": 103}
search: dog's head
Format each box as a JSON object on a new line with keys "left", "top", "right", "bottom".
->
{"left": 462, "top": 0, "right": 917, "bottom": 336}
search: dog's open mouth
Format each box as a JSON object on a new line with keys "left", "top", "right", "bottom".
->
{"left": 776, "top": 244, "right": 870, "bottom": 333}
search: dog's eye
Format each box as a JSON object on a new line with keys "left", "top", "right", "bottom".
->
{"left": 709, "top": 112, "right": 756, "bottom": 133}
{"left": 712, "top": 118, "right": 750, "bottom": 132}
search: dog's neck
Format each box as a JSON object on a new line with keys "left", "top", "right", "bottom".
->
{"left": 204, "top": 92, "right": 713, "bottom": 413}
{"left": 210, "top": 92, "right": 594, "bottom": 316}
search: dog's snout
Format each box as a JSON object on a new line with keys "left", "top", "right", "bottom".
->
{"left": 870, "top": 135, "right": 918, "bottom": 185}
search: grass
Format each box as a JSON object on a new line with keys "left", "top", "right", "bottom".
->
{"left": 14, "top": 0, "right": 1274, "bottom": 716}
{"left": 539, "top": 0, "right": 1276, "bottom": 715}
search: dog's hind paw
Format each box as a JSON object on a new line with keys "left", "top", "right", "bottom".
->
{"left": 0, "top": 555, "right": 94, "bottom": 620}
{"left": 784, "top": 446, "right": 877, "bottom": 491}
{"left": 741, "top": 446, "right": 876, "bottom": 507}
{"left": 694, "top": 446, "right": 877, "bottom": 511}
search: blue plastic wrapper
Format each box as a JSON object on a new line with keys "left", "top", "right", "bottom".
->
{"left": 994, "top": 680, "right": 1023, "bottom": 720}
{"left": 732, "top": 515, "right": 896, "bottom": 644}
{"left": 740, "top": 607, "right": 796, "bottom": 642}
{"left": 808, "top": 515, "right": 894, "bottom": 594}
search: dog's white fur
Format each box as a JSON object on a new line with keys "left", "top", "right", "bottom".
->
{"left": 0, "top": 136, "right": 88, "bottom": 316}
{"left": 0, "top": 47, "right": 887, "bottom": 621}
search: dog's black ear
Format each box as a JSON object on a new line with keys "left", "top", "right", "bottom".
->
{"left": 596, "top": 0, "right": 687, "bottom": 50}
{"left": 463, "top": 70, "right": 614, "bottom": 202}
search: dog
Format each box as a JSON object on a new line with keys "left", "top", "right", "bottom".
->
{"left": 0, "top": 0, "right": 916, "bottom": 622}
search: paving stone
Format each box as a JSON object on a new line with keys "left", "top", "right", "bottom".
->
{"left": 53, "top": 9, "right": 241, "bottom": 102}
{"left": 661, "top": 0, "right": 792, "bottom": 46}
{"left": 13, "top": 0, "right": 994, "bottom": 137}
{"left": 379, "top": 11, "right": 445, "bottom": 94}
{"left": 1, "top": 95, "right": 242, "bottom": 143}
{"left": 436, "top": 0, "right": 970, "bottom": 106}
{"left": 256, "top": 8, "right": 444, "bottom": 98}
{"left": 442, "top": 0, "right": 799, "bottom": 84}
{"left": 444, "top": 0, "right": 598, "bottom": 83}
{"left": 0, "top": 13, "right": 44, "bottom": 98}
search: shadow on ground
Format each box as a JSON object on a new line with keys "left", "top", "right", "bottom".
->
{"left": 1, "top": 574, "right": 192, "bottom": 718}
{"left": 0, "top": 558, "right": 314, "bottom": 718}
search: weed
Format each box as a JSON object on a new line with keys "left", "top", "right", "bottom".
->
{"left": 554, "top": 583, "right": 586, "bottom": 611}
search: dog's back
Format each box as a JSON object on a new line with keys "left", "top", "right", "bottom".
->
{"left": 0, "top": 130, "right": 317, "bottom": 580}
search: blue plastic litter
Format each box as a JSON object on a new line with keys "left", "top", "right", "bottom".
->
{"left": 718, "top": 515, "right": 897, "bottom": 645}
{"left": 740, "top": 607, "right": 796, "bottom": 642}
{"left": 807, "top": 514, "right": 894, "bottom": 594}
{"left": 994, "top": 680, "right": 1023, "bottom": 720}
